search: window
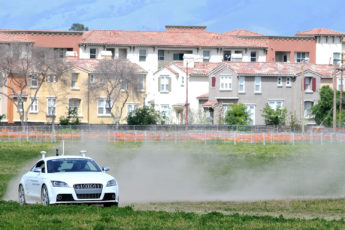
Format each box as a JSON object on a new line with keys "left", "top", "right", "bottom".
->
{"left": 268, "top": 100, "right": 283, "bottom": 110}
{"left": 137, "top": 75, "right": 145, "bottom": 91}
{"left": 47, "top": 75, "right": 56, "bottom": 83}
{"left": 160, "top": 105, "right": 170, "bottom": 118}
{"left": 90, "top": 48, "right": 97, "bottom": 59}
{"left": 333, "top": 52, "right": 341, "bottom": 65}
{"left": 18, "top": 100, "right": 23, "bottom": 112}
{"left": 337, "top": 77, "right": 345, "bottom": 91}
{"left": 250, "top": 52, "right": 257, "bottom": 62}
{"left": 72, "top": 73, "right": 78, "bottom": 88}
{"left": 254, "top": 77, "right": 261, "bottom": 93}
{"left": 295, "top": 52, "right": 309, "bottom": 63}
{"left": 47, "top": 98, "right": 56, "bottom": 116}
{"left": 277, "top": 77, "right": 282, "bottom": 87}
{"left": 160, "top": 76, "right": 169, "bottom": 92}
{"left": 127, "top": 103, "right": 139, "bottom": 116}
{"left": 219, "top": 75, "right": 232, "bottom": 90}
{"left": 31, "top": 75, "right": 38, "bottom": 88}
{"left": 158, "top": 50, "right": 164, "bottom": 60}
{"left": 90, "top": 74, "right": 94, "bottom": 84}
{"left": 286, "top": 77, "right": 291, "bottom": 87}
{"left": 305, "top": 77, "right": 312, "bottom": 91}
{"left": 173, "top": 53, "right": 184, "bottom": 61}
{"left": 245, "top": 104, "right": 255, "bottom": 125}
{"left": 304, "top": 101, "right": 314, "bottom": 118}
{"left": 181, "top": 76, "right": 185, "bottom": 86}
{"left": 69, "top": 99, "right": 80, "bottom": 115}
{"left": 139, "top": 49, "right": 146, "bottom": 62}
{"left": 203, "top": 51, "right": 210, "bottom": 62}
{"left": 238, "top": 76, "right": 245, "bottom": 93}
{"left": 223, "top": 51, "right": 231, "bottom": 61}
{"left": 97, "top": 98, "right": 112, "bottom": 116}
{"left": 121, "top": 79, "right": 128, "bottom": 91}
{"left": 30, "top": 98, "right": 38, "bottom": 113}
{"left": 222, "top": 104, "right": 232, "bottom": 116}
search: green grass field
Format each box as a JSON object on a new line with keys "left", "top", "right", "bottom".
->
{"left": 2, "top": 142, "right": 345, "bottom": 229}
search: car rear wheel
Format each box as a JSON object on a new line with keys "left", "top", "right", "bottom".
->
{"left": 18, "top": 184, "right": 26, "bottom": 205}
{"left": 41, "top": 185, "right": 50, "bottom": 206}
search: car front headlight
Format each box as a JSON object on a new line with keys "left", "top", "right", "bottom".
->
{"left": 51, "top": 180, "right": 69, "bottom": 187}
{"left": 106, "top": 179, "right": 117, "bottom": 187}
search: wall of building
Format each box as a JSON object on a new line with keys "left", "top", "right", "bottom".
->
{"left": 266, "top": 38, "right": 316, "bottom": 63}
{"left": 316, "top": 36, "right": 343, "bottom": 64}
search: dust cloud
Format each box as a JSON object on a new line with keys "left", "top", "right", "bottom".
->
{"left": 4, "top": 141, "right": 345, "bottom": 202}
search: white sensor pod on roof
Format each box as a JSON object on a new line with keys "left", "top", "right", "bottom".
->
{"left": 80, "top": 150, "right": 87, "bottom": 157}
{"left": 40, "top": 151, "right": 46, "bottom": 158}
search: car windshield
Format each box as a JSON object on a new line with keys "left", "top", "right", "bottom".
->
{"left": 47, "top": 158, "right": 101, "bottom": 173}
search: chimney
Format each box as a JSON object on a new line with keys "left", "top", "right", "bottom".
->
{"left": 183, "top": 54, "right": 203, "bottom": 68}
{"left": 100, "top": 50, "right": 112, "bottom": 59}
{"left": 165, "top": 25, "right": 207, "bottom": 32}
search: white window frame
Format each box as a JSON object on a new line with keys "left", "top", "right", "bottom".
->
{"left": 121, "top": 79, "right": 128, "bottom": 91}
{"left": 268, "top": 100, "right": 284, "bottom": 110}
{"left": 250, "top": 51, "right": 257, "bottom": 62}
{"left": 337, "top": 77, "right": 345, "bottom": 91}
{"left": 29, "top": 97, "right": 38, "bottom": 113}
{"left": 158, "top": 50, "right": 164, "bottom": 60}
{"left": 68, "top": 98, "right": 81, "bottom": 116}
{"left": 254, "top": 77, "right": 261, "bottom": 93}
{"left": 286, "top": 77, "right": 292, "bottom": 87}
{"left": 97, "top": 98, "right": 112, "bottom": 116}
{"left": 160, "top": 76, "right": 169, "bottom": 92}
{"left": 333, "top": 52, "right": 341, "bottom": 65}
{"left": 295, "top": 52, "right": 309, "bottom": 63}
{"left": 90, "top": 48, "right": 97, "bottom": 59}
{"left": 181, "top": 75, "right": 185, "bottom": 87}
{"left": 305, "top": 77, "right": 312, "bottom": 92}
{"left": 71, "top": 73, "right": 78, "bottom": 89}
{"left": 47, "top": 97, "right": 56, "bottom": 116}
{"left": 126, "top": 103, "right": 139, "bottom": 116}
{"left": 90, "top": 74, "right": 95, "bottom": 84}
{"left": 31, "top": 74, "right": 38, "bottom": 88}
{"left": 277, "top": 77, "right": 283, "bottom": 87}
{"left": 304, "top": 101, "right": 314, "bottom": 118}
{"left": 219, "top": 75, "right": 232, "bottom": 90}
{"left": 139, "top": 49, "right": 147, "bottom": 62}
{"left": 203, "top": 50, "right": 210, "bottom": 62}
{"left": 238, "top": 76, "right": 245, "bottom": 93}
{"left": 245, "top": 104, "right": 255, "bottom": 125}
{"left": 160, "top": 104, "right": 170, "bottom": 118}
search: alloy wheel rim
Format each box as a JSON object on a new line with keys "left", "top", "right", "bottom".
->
{"left": 41, "top": 187, "right": 49, "bottom": 205}
{"left": 18, "top": 186, "right": 25, "bottom": 205}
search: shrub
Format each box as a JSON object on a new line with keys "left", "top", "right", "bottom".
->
{"left": 224, "top": 104, "right": 251, "bottom": 125}
{"left": 127, "top": 106, "right": 160, "bottom": 125}
{"left": 262, "top": 104, "right": 287, "bottom": 126}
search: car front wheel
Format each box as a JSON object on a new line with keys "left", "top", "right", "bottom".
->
{"left": 41, "top": 185, "right": 50, "bottom": 206}
{"left": 18, "top": 184, "right": 26, "bottom": 205}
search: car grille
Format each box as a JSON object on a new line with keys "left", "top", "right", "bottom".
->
{"left": 73, "top": 183, "right": 103, "bottom": 199}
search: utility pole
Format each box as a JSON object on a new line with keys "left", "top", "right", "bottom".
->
{"left": 333, "top": 67, "right": 337, "bottom": 132}
{"left": 338, "top": 53, "right": 345, "bottom": 128}
{"left": 301, "top": 61, "right": 305, "bottom": 133}
{"left": 185, "top": 62, "right": 189, "bottom": 130}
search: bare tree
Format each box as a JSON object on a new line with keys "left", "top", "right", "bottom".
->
{"left": 0, "top": 44, "right": 70, "bottom": 130}
{"left": 90, "top": 59, "right": 145, "bottom": 124}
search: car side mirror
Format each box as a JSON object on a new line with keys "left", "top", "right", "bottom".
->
{"left": 33, "top": 167, "right": 42, "bottom": 173}
{"left": 102, "top": 166, "right": 110, "bottom": 172}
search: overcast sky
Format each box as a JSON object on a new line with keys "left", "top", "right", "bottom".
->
{"left": 0, "top": 0, "right": 344, "bottom": 35}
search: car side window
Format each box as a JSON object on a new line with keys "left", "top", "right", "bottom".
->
{"left": 32, "top": 160, "right": 45, "bottom": 173}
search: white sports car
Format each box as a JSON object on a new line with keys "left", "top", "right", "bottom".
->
{"left": 18, "top": 151, "right": 119, "bottom": 207}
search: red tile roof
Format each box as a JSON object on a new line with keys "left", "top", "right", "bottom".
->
{"left": 0, "top": 33, "right": 31, "bottom": 43}
{"left": 296, "top": 28, "right": 344, "bottom": 36}
{"left": 81, "top": 30, "right": 268, "bottom": 48}
{"left": 223, "top": 29, "right": 263, "bottom": 37}
{"left": 173, "top": 61, "right": 221, "bottom": 75}
{"left": 67, "top": 59, "right": 146, "bottom": 73}
{"left": 203, "top": 101, "right": 218, "bottom": 107}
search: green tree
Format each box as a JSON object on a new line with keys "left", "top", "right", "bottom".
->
{"left": 312, "top": 86, "right": 345, "bottom": 127}
{"left": 262, "top": 104, "right": 287, "bottom": 126}
{"left": 224, "top": 104, "right": 251, "bottom": 125}
{"left": 127, "top": 106, "right": 160, "bottom": 125}
{"left": 69, "top": 23, "right": 89, "bottom": 31}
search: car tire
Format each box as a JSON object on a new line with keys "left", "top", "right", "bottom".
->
{"left": 18, "top": 184, "right": 26, "bottom": 205}
{"left": 41, "top": 185, "right": 50, "bottom": 206}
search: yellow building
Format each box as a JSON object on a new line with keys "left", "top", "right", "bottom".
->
{"left": 12, "top": 59, "right": 147, "bottom": 124}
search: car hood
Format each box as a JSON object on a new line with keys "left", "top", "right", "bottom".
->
{"left": 46, "top": 172, "right": 115, "bottom": 186}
